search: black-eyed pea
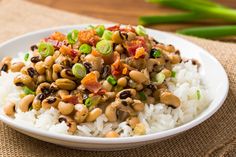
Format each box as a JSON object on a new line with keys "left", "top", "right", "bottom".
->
{"left": 74, "top": 104, "right": 88, "bottom": 123}
{"left": 105, "top": 131, "right": 120, "bottom": 138}
{"left": 14, "top": 74, "right": 35, "bottom": 90}
{"left": 127, "top": 117, "right": 140, "bottom": 128}
{"left": 52, "top": 64, "right": 62, "bottom": 73}
{"left": 129, "top": 70, "right": 148, "bottom": 84}
{"left": 127, "top": 32, "right": 136, "bottom": 41}
{"left": 35, "top": 61, "right": 45, "bottom": 75}
{"left": 160, "top": 91, "right": 180, "bottom": 108}
{"left": 55, "top": 78, "right": 76, "bottom": 90}
{"left": 10, "top": 62, "right": 25, "bottom": 72}
{"left": 58, "top": 102, "right": 74, "bottom": 115}
{"left": 161, "top": 68, "right": 172, "bottom": 78}
{"left": 58, "top": 115, "right": 77, "bottom": 134}
{"left": 36, "top": 82, "right": 51, "bottom": 95}
{"left": 37, "top": 75, "right": 46, "bottom": 84}
{"left": 86, "top": 108, "right": 102, "bottom": 122}
{"left": 132, "top": 100, "right": 145, "bottom": 112}
{"left": 136, "top": 84, "right": 143, "bottom": 91}
{"left": 45, "top": 69, "right": 53, "bottom": 82}
{"left": 102, "top": 80, "right": 112, "bottom": 92}
{"left": 52, "top": 50, "right": 60, "bottom": 60}
{"left": 42, "top": 96, "right": 60, "bottom": 109}
{"left": 32, "top": 93, "right": 46, "bottom": 111}
{"left": 112, "top": 31, "right": 123, "bottom": 44}
{"left": 52, "top": 71, "right": 59, "bottom": 81}
{"left": 115, "top": 44, "right": 124, "bottom": 53}
{"left": 60, "top": 69, "right": 76, "bottom": 80}
{"left": 168, "top": 54, "right": 181, "bottom": 64}
{"left": 146, "top": 96, "right": 155, "bottom": 104}
{"left": 133, "top": 123, "right": 146, "bottom": 135}
{"left": 19, "top": 95, "right": 35, "bottom": 112}
{"left": 105, "top": 103, "right": 117, "bottom": 122}
{"left": 3, "top": 102, "right": 15, "bottom": 116}
{"left": 117, "top": 77, "right": 127, "bottom": 87}
{"left": 57, "top": 90, "right": 69, "bottom": 99}
{"left": 44, "top": 56, "right": 54, "bottom": 69}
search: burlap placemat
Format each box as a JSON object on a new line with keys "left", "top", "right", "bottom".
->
{"left": 0, "top": 0, "right": 235, "bottom": 156}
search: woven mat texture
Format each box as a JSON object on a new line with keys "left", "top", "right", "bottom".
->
{"left": 0, "top": 0, "right": 235, "bottom": 156}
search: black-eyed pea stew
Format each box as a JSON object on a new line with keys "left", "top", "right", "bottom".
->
{"left": 1, "top": 25, "right": 185, "bottom": 136}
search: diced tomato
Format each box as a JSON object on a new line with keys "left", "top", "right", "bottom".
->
{"left": 134, "top": 47, "right": 146, "bottom": 59}
{"left": 107, "top": 24, "right": 120, "bottom": 31}
{"left": 96, "top": 89, "right": 107, "bottom": 95}
{"left": 81, "top": 72, "right": 101, "bottom": 93}
{"left": 125, "top": 37, "right": 147, "bottom": 56}
{"left": 63, "top": 95, "right": 78, "bottom": 104}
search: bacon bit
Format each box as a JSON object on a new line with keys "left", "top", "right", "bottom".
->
{"left": 78, "top": 29, "right": 100, "bottom": 46}
{"left": 81, "top": 72, "right": 101, "bottom": 93}
{"left": 50, "top": 32, "right": 66, "bottom": 41}
{"left": 96, "top": 89, "right": 107, "bottom": 95}
{"left": 120, "top": 25, "right": 136, "bottom": 33}
{"left": 122, "top": 67, "right": 128, "bottom": 75}
{"left": 125, "top": 37, "right": 147, "bottom": 56}
{"left": 59, "top": 45, "right": 79, "bottom": 58}
{"left": 63, "top": 95, "right": 78, "bottom": 104}
{"left": 44, "top": 38, "right": 65, "bottom": 49}
{"left": 107, "top": 24, "right": 120, "bottom": 31}
{"left": 134, "top": 47, "right": 147, "bottom": 59}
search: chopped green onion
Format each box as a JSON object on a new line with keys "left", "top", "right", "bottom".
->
{"left": 177, "top": 25, "right": 236, "bottom": 38}
{"left": 135, "top": 25, "right": 147, "bottom": 36}
{"left": 29, "top": 105, "right": 33, "bottom": 111}
{"left": 72, "top": 63, "right": 87, "bottom": 79}
{"left": 23, "top": 86, "right": 35, "bottom": 95}
{"left": 114, "top": 85, "right": 123, "bottom": 92}
{"left": 67, "top": 30, "right": 79, "bottom": 44}
{"left": 197, "top": 90, "right": 201, "bottom": 100}
{"left": 95, "top": 25, "right": 105, "bottom": 37}
{"left": 153, "top": 50, "right": 161, "bottom": 58}
{"left": 155, "top": 72, "right": 165, "bottom": 84}
{"left": 85, "top": 97, "right": 92, "bottom": 107}
{"left": 24, "top": 53, "right": 29, "bottom": 61}
{"left": 96, "top": 40, "right": 113, "bottom": 56}
{"left": 146, "top": 0, "right": 236, "bottom": 22}
{"left": 85, "top": 96, "right": 101, "bottom": 108}
{"left": 38, "top": 42, "right": 54, "bottom": 58}
{"left": 139, "top": 92, "right": 147, "bottom": 101}
{"left": 102, "top": 30, "right": 113, "bottom": 40}
{"left": 79, "top": 44, "right": 92, "bottom": 54}
{"left": 171, "top": 71, "right": 176, "bottom": 78}
{"left": 107, "top": 75, "right": 117, "bottom": 86}
{"left": 139, "top": 13, "right": 202, "bottom": 25}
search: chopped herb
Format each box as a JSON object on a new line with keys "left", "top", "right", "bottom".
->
{"left": 139, "top": 92, "right": 147, "bottom": 101}
{"left": 23, "top": 86, "right": 35, "bottom": 95}
{"left": 153, "top": 49, "right": 161, "bottom": 58}
{"left": 171, "top": 71, "right": 176, "bottom": 77}
{"left": 24, "top": 53, "right": 29, "bottom": 61}
{"left": 197, "top": 90, "right": 201, "bottom": 100}
{"left": 107, "top": 75, "right": 117, "bottom": 85}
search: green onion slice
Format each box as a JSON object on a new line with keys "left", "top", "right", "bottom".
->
{"left": 72, "top": 63, "right": 87, "bottom": 79}
{"left": 107, "top": 75, "right": 117, "bottom": 86}
{"left": 197, "top": 90, "right": 201, "bottom": 100}
{"left": 38, "top": 42, "right": 54, "bottom": 58}
{"left": 67, "top": 30, "right": 79, "bottom": 44}
{"left": 139, "top": 91, "right": 147, "bottom": 101}
{"left": 153, "top": 50, "right": 161, "bottom": 58}
{"left": 135, "top": 25, "right": 147, "bottom": 36}
{"left": 102, "top": 30, "right": 113, "bottom": 40}
{"left": 79, "top": 44, "right": 92, "bottom": 54}
{"left": 24, "top": 53, "right": 29, "bottom": 61}
{"left": 85, "top": 96, "right": 101, "bottom": 108}
{"left": 95, "top": 25, "right": 105, "bottom": 37}
{"left": 96, "top": 40, "right": 113, "bottom": 56}
{"left": 23, "top": 86, "right": 35, "bottom": 95}
{"left": 171, "top": 71, "right": 176, "bottom": 78}
{"left": 155, "top": 72, "right": 166, "bottom": 84}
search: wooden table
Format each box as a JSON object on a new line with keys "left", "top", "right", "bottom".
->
{"left": 28, "top": 0, "right": 236, "bottom": 41}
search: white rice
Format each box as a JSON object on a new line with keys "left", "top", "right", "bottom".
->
{"left": 0, "top": 60, "right": 211, "bottom": 137}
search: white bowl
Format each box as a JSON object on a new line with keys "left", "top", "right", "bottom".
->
{"left": 0, "top": 25, "right": 229, "bottom": 151}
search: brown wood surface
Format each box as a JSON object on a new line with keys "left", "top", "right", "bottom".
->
{"left": 28, "top": 0, "right": 236, "bottom": 42}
